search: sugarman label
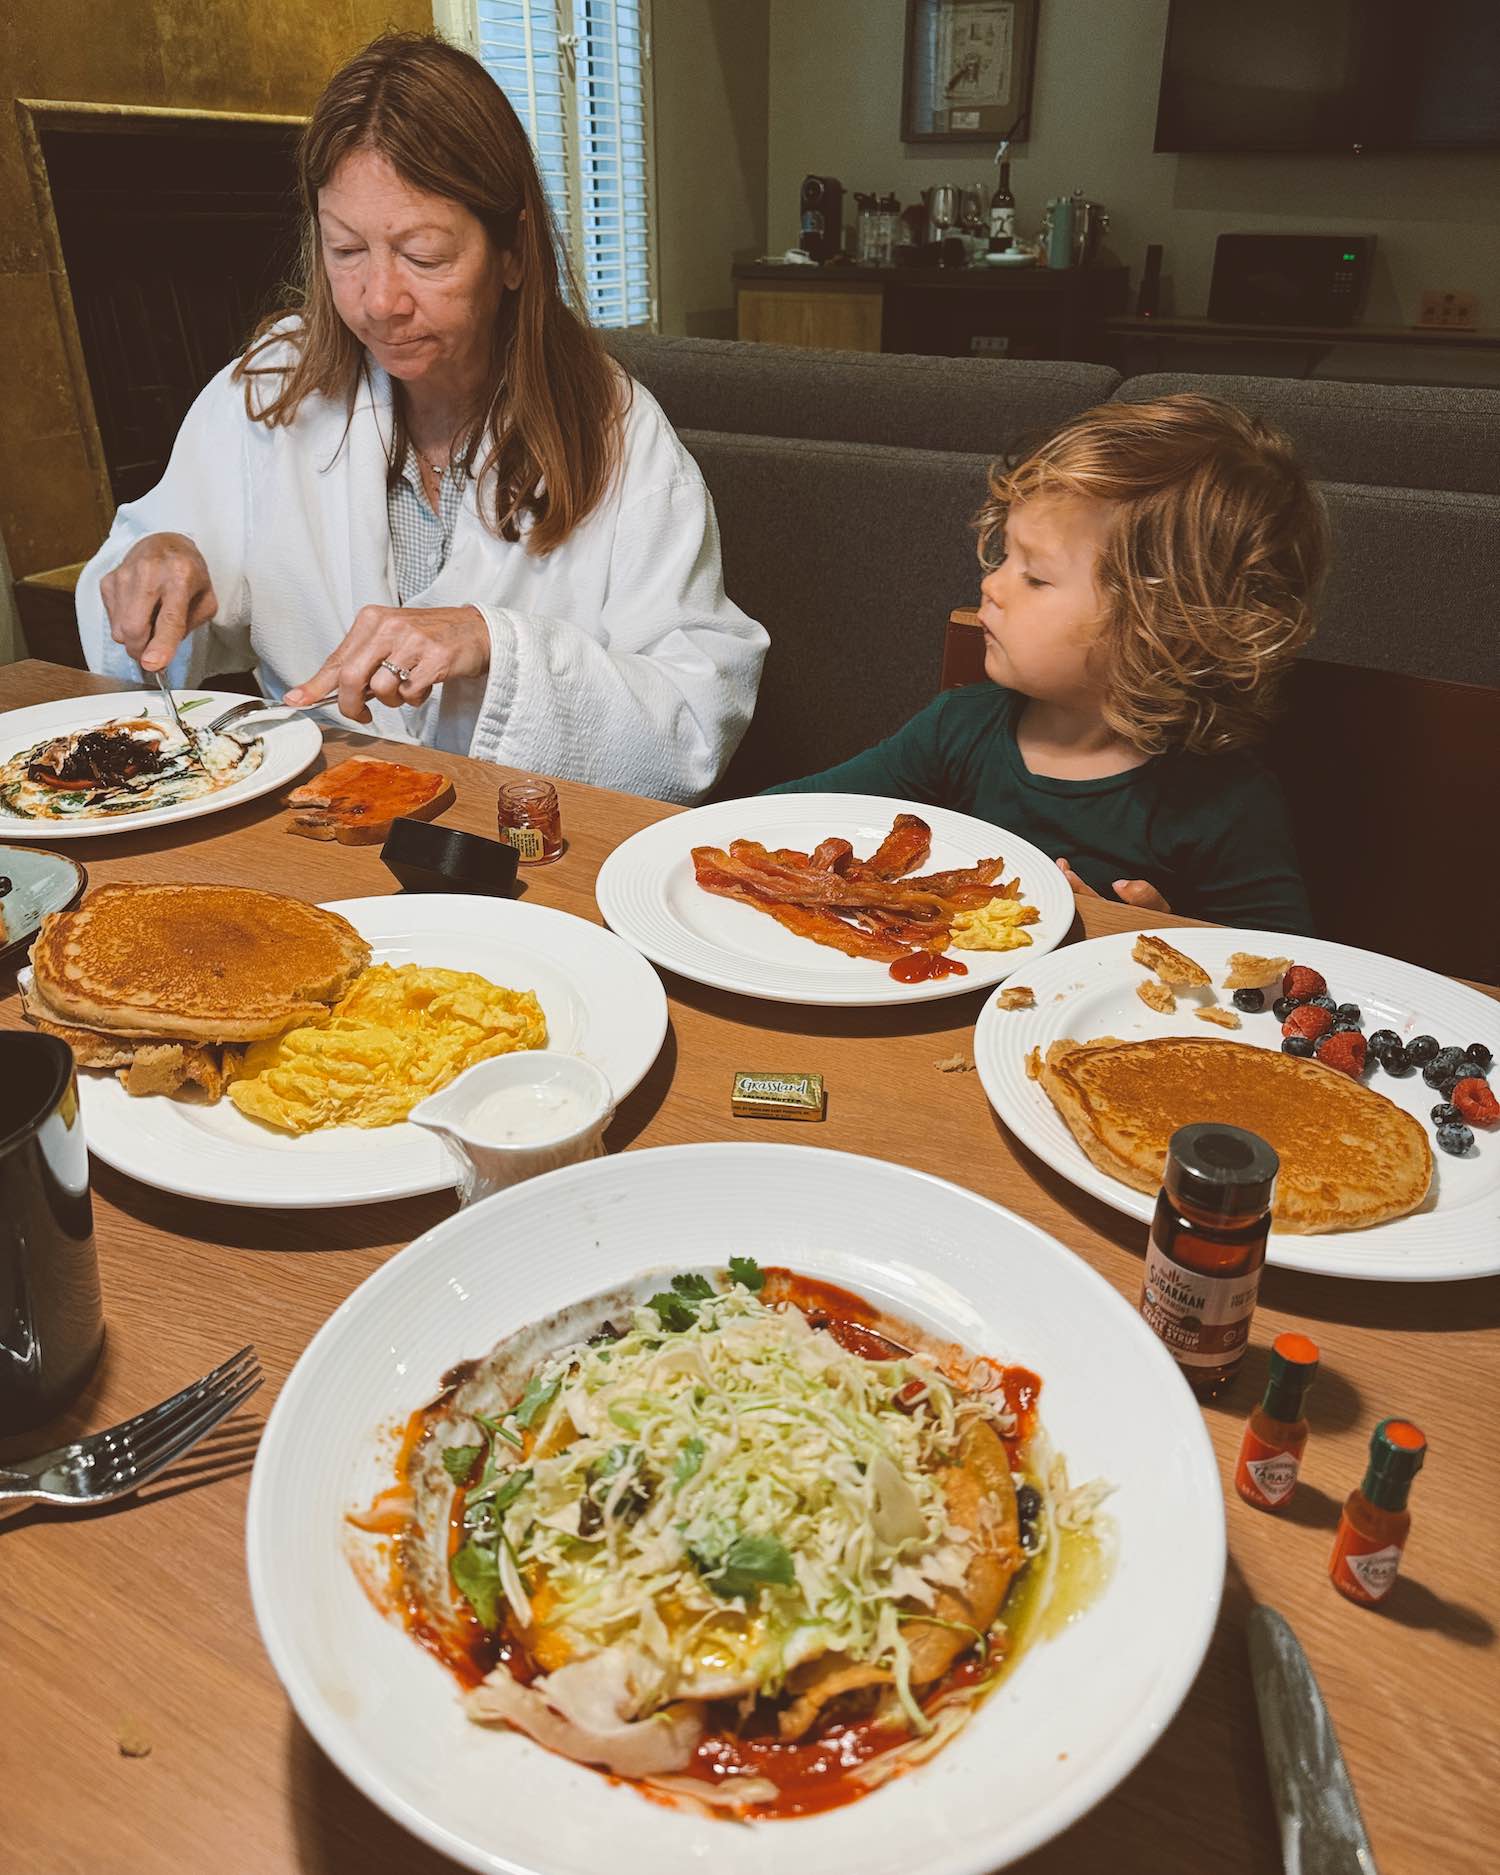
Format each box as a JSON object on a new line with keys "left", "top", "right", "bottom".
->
{"left": 1140, "top": 1239, "right": 1261, "bottom": 1369}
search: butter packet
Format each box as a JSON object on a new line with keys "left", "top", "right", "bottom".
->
{"left": 732, "top": 1070, "right": 826, "bottom": 1121}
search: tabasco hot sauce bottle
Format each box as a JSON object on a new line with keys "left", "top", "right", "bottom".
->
{"left": 1330, "top": 1418, "right": 1427, "bottom": 1608}
{"left": 1234, "top": 1332, "right": 1319, "bottom": 1510}
{"left": 1140, "top": 1124, "right": 1279, "bottom": 1401}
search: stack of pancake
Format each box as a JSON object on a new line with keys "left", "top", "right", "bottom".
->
{"left": 1032, "top": 1035, "right": 1432, "bottom": 1232}
{"left": 23, "top": 883, "right": 370, "bottom": 1100}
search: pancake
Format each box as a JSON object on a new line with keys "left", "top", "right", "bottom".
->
{"left": 19, "top": 974, "right": 234, "bottom": 1099}
{"left": 29, "top": 882, "right": 370, "bottom": 1042}
{"left": 1033, "top": 1035, "right": 1432, "bottom": 1233}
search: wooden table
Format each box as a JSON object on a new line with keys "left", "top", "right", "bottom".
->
{"left": 3, "top": 661, "right": 1495, "bottom": 1875}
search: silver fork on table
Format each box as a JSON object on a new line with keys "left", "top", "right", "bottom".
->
{"left": 0, "top": 1345, "right": 262, "bottom": 1509}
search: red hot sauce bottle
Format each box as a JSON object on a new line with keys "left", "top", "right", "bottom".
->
{"left": 1139, "top": 1123, "right": 1279, "bottom": 1402}
{"left": 1330, "top": 1418, "right": 1427, "bottom": 1608}
{"left": 1234, "top": 1332, "right": 1320, "bottom": 1510}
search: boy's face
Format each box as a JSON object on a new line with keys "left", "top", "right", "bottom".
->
{"left": 977, "top": 495, "right": 1115, "bottom": 705}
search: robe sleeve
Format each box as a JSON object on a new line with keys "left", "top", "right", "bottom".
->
{"left": 450, "top": 472, "right": 768, "bottom": 805}
{"left": 73, "top": 361, "right": 255, "bottom": 690}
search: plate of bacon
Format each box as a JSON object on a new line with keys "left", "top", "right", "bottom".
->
{"left": 594, "top": 795, "right": 1074, "bottom": 1005}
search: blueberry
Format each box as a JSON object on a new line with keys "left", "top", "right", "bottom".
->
{"left": 1333, "top": 1018, "right": 1363, "bottom": 1033}
{"left": 1281, "top": 1035, "right": 1316, "bottom": 1058}
{"left": 1309, "top": 994, "right": 1337, "bottom": 1013}
{"left": 1232, "top": 987, "right": 1266, "bottom": 1013}
{"left": 1335, "top": 1002, "right": 1361, "bottom": 1024}
{"left": 1407, "top": 1035, "right": 1440, "bottom": 1066}
{"left": 1431, "top": 1102, "right": 1460, "bottom": 1126}
{"left": 1436, "top": 1122, "right": 1475, "bottom": 1157}
{"left": 1368, "top": 1028, "right": 1401, "bottom": 1056}
{"left": 1457, "top": 1054, "right": 1490, "bottom": 1079}
{"left": 1272, "top": 996, "right": 1297, "bottom": 1022}
{"left": 1466, "top": 1043, "right": 1494, "bottom": 1068}
{"left": 1382, "top": 1045, "right": 1412, "bottom": 1076}
{"left": 1423, "top": 1063, "right": 1450, "bottom": 1090}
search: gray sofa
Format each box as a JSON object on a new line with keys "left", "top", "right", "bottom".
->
{"left": 604, "top": 334, "right": 1500, "bottom": 798}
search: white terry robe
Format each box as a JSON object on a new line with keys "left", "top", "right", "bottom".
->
{"left": 74, "top": 342, "right": 768, "bottom": 804}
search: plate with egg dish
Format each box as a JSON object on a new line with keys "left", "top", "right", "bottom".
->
{"left": 0, "top": 688, "right": 322, "bottom": 838}
{"left": 247, "top": 1141, "right": 1223, "bottom": 1875}
{"left": 21, "top": 887, "right": 667, "bottom": 1208}
{"left": 595, "top": 794, "right": 1074, "bottom": 1006}
{"left": 974, "top": 927, "right": 1500, "bottom": 1281}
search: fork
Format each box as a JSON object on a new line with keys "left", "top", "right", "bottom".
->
{"left": 150, "top": 667, "right": 203, "bottom": 761}
{"left": 204, "top": 693, "right": 341, "bottom": 736}
{"left": 0, "top": 1345, "right": 262, "bottom": 1508}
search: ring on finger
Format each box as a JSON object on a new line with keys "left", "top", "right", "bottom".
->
{"left": 379, "top": 658, "right": 413, "bottom": 684}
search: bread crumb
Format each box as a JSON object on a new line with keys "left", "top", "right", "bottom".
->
{"left": 994, "top": 985, "right": 1036, "bottom": 1010}
{"left": 116, "top": 1717, "right": 152, "bottom": 1759}
{"left": 1025, "top": 1046, "right": 1042, "bottom": 1080}
{"left": 1195, "top": 1005, "right": 1242, "bottom": 1030}
{"left": 1136, "top": 979, "right": 1177, "bottom": 1014}
{"left": 934, "top": 1053, "right": 974, "bottom": 1073}
{"left": 1132, "top": 933, "right": 1210, "bottom": 988}
{"left": 1223, "top": 951, "right": 1290, "bottom": 990}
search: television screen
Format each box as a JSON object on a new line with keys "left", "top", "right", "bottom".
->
{"left": 1154, "top": 0, "right": 1500, "bottom": 154}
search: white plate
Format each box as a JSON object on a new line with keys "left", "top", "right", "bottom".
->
{"left": 594, "top": 793, "right": 1074, "bottom": 1006}
{"left": 67, "top": 895, "right": 668, "bottom": 1208}
{"left": 247, "top": 1142, "right": 1224, "bottom": 1875}
{"left": 0, "top": 689, "right": 321, "bottom": 839}
{"left": 975, "top": 927, "right": 1500, "bottom": 1282}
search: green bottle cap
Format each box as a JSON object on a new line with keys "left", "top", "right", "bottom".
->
{"left": 1361, "top": 1417, "right": 1427, "bottom": 1511}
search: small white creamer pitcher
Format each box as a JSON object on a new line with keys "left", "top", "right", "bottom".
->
{"left": 410, "top": 1052, "right": 614, "bottom": 1206}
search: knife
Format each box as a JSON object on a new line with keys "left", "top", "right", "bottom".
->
{"left": 1248, "top": 1605, "right": 1379, "bottom": 1875}
{"left": 147, "top": 666, "right": 207, "bottom": 770}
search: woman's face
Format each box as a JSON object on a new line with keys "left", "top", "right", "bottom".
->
{"left": 318, "top": 149, "right": 519, "bottom": 393}
{"left": 976, "top": 495, "right": 1116, "bottom": 705}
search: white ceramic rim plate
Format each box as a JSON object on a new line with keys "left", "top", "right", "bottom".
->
{"left": 246, "top": 1141, "right": 1224, "bottom": 1875}
{"left": 0, "top": 688, "right": 322, "bottom": 839}
{"left": 974, "top": 926, "right": 1500, "bottom": 1282}
{"left": 66, "top": 895, "right": 668, "bottom": 1208}
{"left": 0, "top": 844, "right": 87, "bottom": 965}
{"left": 594, "top": 793, "right": 1075, "bottom": 1006}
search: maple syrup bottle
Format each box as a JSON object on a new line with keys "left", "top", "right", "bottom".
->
{"left": 1139, "top": 1124, "right": 1279, "bottom": 1401}
{"left": 1330, "top": 1418, "right": 1427, "bottom": 1608}
{"left": 1234, "top": 1332, "right": 1319, "bottom": 1510}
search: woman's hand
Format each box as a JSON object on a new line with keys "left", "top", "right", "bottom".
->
{"left": 1056, "top": 858, "right": 1172, "bottom": 915}
{"left": 284, "top": 605, "right": 491, "bottom": 722}
{"left": 99, "top": 533, "right": 218, "bottom": 670}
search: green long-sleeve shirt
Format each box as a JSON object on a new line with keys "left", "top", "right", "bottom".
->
{"left": 766, "top": 684, "right": 1312, "bottom": 935}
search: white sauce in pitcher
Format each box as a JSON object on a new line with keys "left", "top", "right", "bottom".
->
{"left": 462, "top": 1081, "right": 593, "bottom": 1146}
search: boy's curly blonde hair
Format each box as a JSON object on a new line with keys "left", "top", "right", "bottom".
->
{"left": 976, "top": 394, "right": 1328, "bottom": 755}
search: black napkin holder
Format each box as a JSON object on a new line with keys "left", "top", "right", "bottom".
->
{"left": 380, "top": 818, "right": 519, "bottom": 897}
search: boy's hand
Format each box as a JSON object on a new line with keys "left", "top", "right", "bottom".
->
{"left": 1056, "top": 858, "right": 1172, "bottom": 915}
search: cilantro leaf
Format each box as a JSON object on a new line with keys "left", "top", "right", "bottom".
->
{"left": 492, "top": 1466, "right": 532, "bottom": 1513}
{"left": 673, "top": 1436, "right": 705, "bottom": 1487}
{"left": 442, "top": 1444, "right": 482, "bottom": 1484}
{"left": 513, "top": 1372, "right": 561, "bottom": 1430}
{"left": 672, "top": 1272, "right": 714, "bottom": 1301}
{"left": 692, "top": 1531, "right": 796, "bottom": 1601}
{"left": 727, "top": 1256, "right": 765, "bottom": 1292}
{"left": 450, "top": 1538, "right": 502, "bottom": 1629}
{"left": 647, "top": 1272, "right": 716, "bottom": 1333}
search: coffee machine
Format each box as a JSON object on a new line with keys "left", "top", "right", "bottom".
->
{"left": 799, "top": 175, "right": 844, "bottom": 263}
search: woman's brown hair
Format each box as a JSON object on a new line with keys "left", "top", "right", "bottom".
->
{"left": 235, "top": 31, "right": 622, "bottom": 555}
{"left": 976, "top": 395, "right": 1329, "bottom": 754}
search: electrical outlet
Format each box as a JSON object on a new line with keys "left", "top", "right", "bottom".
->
{"left": 970, "top": 334, "right": 1010, "bottom": 354}
{"left": 1417, "top": 289, "right": 1477, "bottom": 330}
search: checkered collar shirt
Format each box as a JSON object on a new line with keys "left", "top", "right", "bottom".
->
{"left": 387, "top": 445, "right": 467, "bottom": 603}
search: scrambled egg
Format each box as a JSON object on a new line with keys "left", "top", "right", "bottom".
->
{"left": 949, "top": 896, "right": 1041, "bottom": 952}
{"left": 227, "top": 963, "right": 547, "bottom": 1133}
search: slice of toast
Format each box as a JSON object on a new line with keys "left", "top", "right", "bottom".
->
{"left": 285, "top": 756, "right": 455, "bottom": 846}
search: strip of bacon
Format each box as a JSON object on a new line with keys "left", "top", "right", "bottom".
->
{"left": 807, "top": 837, "right": 854, "bottom": 873}
{"left": 693, "top": 846, "right": 950, "bottom": 919}
{"left": 691, "top": 859, "right": 910, "bottom": 961}
{"left": 846, "top": 813, "right": 931, "bottom": 881}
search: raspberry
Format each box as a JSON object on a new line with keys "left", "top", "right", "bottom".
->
{"left": 1315, "top": 1029, "right": 1367, "bottom": 1079}
{"left": 1452, "top": 1078, "right": 1500, "bottom": 1128}
{"left": 1282, "top": 1004, "right": 1334, "bottom": 1043}
{"left": 1282, "top": 964, "right": 1327, "bottom": 1001}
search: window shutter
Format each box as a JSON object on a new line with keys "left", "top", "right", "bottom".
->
{"left": 469, "top": 0, "right": 655, "bottom": 331}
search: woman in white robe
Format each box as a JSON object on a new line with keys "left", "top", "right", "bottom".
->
{"left": 74, "top": 34, "right": 766, "bottom": 804}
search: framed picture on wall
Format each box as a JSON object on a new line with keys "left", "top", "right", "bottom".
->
{"left": 902, "top": 0, "right": 1039, "bottom": 144}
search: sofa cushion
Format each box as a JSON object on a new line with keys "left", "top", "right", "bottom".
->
{"left": 677, "top": 429, "right": 992, "bottom": 796}
{"left": 607, "top": 332, "right": 1119, "bottom": 456}
{"left": 1115, "top": 373, "right": 1500, "bottom": 497}
{"left": 1315, "top": 483, "right": 1500, "bottom": 684}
